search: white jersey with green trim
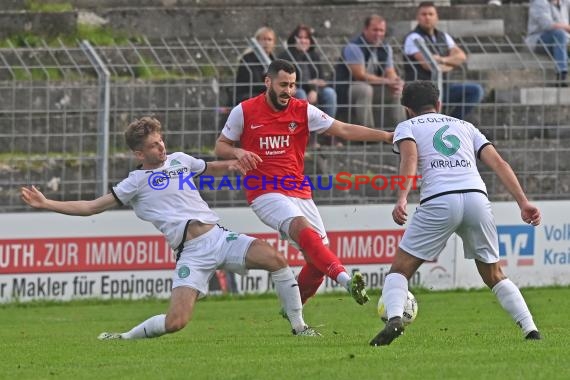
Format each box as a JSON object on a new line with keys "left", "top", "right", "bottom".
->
{"left": 112, "top": 152, "right": 220, "bottom": 250}
{"left": 393, "top": 113, "right": 490, "bottom": 202}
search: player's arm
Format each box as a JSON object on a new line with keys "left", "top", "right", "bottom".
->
{"left": 479, "top": 145, "right": 541, "bottom": 226}
{"left": 324, "top": 119, "right": 394, "bottom": 144}
{"left": 202, "top": 159, "right": 247, "bottom": 176}
{"left": 392, "top": 140, "right": 418, "bottom": 226}
{"left": 20, "top": 186, "right": 118, "bottom": 216}
{"left": 214, "top": 134, "right": 262, "bottom": 172}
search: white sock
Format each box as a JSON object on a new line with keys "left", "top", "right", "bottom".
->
{"left": 383, "top": 273, "right": 408, "bottom": 320}
{"left": 121, "top": 314, "right": 167, "bottom": 339}
{"left": 337, "top": 271, "right": 351, "bottom": 289}
{"left": 492, "top": 279, "right": 538, "bottom": 335}
{"left": 271, "top": 268, "right": 306, "bottom": 332}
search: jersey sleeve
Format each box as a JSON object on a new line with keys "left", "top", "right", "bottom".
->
{"left": 179, "top": 153, "right": 207, "bottom": 176}
{"left": 220, "top": 104, "right": 244, "bottom": 141}
{"left": 472, "top": 126, "right": 492, "bottom": 158}
{"left": 112, "top": 172, "right": 139, "bottom": 206}
{"left": 393, "top": 121, "right": 415, "bottom": 154}
{"left": 307, "top": 104, "right": 334, "bottom": 133}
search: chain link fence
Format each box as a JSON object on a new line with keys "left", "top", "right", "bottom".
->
{"left": 1, "top": 36, "right": 569, "bottom": 212}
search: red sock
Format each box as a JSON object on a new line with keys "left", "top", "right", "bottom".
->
{"left": 298, "top": 227, "right": 346, "bottom": 281}
{"left": 297, "top": 263, "right": 324, "bottom": 304}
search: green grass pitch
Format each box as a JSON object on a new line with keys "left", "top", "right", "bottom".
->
{"left": 1, "top": 287, "right": 569, "bottom": 380}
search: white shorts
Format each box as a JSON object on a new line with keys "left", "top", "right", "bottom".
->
{"left": 172, "top": 225, "right": 255, "bottom": 297}
{"left": 400, "top": 192, "right": 499, "bottom": 263}
{"left": 251, "top": 192, "right": 328, "bottom": 245}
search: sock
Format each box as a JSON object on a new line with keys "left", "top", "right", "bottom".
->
{"left": 298, "top": 227, "right": 346, "bottom": 281}
{"left": 121, "top": 314, "right": 167, "bottom": 339}
{"left": 336, "top": 271, "right": 351, "bottom": 289}
{"left": 382, "top": 273, "right": 409, "bottom": 320}
{"left": 272, "top": 268, "right": 306, "bottom": 332}
{"left": 297, "top": 262, "right": 325, "bottom": 304}
{"left": 492, "top": 279, "right": 538, "bottom": 335}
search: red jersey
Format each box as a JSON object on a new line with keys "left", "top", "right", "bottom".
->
{"left": 222, "top": 93, "right": 333, "bottom": 203}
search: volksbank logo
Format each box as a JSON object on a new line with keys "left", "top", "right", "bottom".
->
{"left": 497, "top": 225, "right": 535, "bottom": 266}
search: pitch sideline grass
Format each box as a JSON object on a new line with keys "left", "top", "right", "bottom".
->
{"left": 1, "top": 287, "right": 568, "bottom": 380}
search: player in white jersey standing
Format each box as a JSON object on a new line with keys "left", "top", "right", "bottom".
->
{"left": 370, "top": 81, "right": 542, "bottom": 346}
{"left": 20, "top": 116, "right": 321, "bottom": 339}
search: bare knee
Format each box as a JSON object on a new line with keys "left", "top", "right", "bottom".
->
{"left": 483, "top": 272, "right": 506, "bottom": 288}
{"left": 246, "top": 239, "right": 288, "bottom": 271}
{"left": 165, "top": 313, "right": 190, "bottom": 333}
{"left": 476, "top": 261, "right": 506, "bottom": 288}
{"left": 264, "top": 247, "right": 288, "bottom": 271}
{"left": 287, "top": 216, "right": 311, "bottom": 242}
{"left": 388, "top": 248, "right": 424, "bottom": 279}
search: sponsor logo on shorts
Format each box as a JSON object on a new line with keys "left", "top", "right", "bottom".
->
{"left": 178, "top": 265, "right": 190, "bottom": 278}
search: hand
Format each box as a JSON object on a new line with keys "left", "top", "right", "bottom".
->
{"left": 392, "top": 198, "right": 408, "bottom": 225}
{"left": 227, "top": 160, "right": 247, "bottom": 175}
{"left": 386, "top": 77, "right": 404, "bottom": 97}
{"left": 384, "top": 131, "right": 395, "bottom": 144}
{"left": 234, "top": 149, "right": 262, "bottom": 172}
{"left": 307, "top": 90, "right": 318, "bottom": 105}
{"left": 20, "top": 185, "right": 47, "bottom": 209}
{"left": 520, "top": 201, "right": 541, "bottom": 226}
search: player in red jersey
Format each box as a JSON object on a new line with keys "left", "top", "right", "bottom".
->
{"left": 215, "top": 59, "right": 393, "bottom": 307}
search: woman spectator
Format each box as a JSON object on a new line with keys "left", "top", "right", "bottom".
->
{"left": 279, "top": 24, "right": 339, "bottom": 146}
{"left": 279, "top": 25, "right": 337, "bottom": 118}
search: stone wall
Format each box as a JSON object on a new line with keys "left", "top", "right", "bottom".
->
{"left": 0, "top": 2, "right": 529, "bottom": 41}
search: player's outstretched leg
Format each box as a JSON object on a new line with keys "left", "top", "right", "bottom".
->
{"left": 297, "top": 262, "right": 325, "bottom": 304}
{"left": 369, "top": 317, "right": 404, "bottom": 346}
{"left": 297, "top": 227, "right": 369, "bottom": 305}
{"left": 98, "top": 314, "right": 167, "bottom": 341}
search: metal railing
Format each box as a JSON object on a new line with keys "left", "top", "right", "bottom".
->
{"left": 1, "top": 37, "right": 569, "bottom": 212}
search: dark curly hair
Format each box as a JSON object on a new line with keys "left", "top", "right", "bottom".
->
{"left": 400, "top": 80, "right": 440, "bottom": 114}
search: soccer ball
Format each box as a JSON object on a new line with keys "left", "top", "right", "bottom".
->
{"left": 377, "top": 290, "right": 418, "bottom": 325}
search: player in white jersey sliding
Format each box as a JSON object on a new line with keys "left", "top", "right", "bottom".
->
{"left": 370, "top": 81, "right": 542, "bottom": 346}
{"left": 20, "top": 116, "right": 321, "bottom": 339}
